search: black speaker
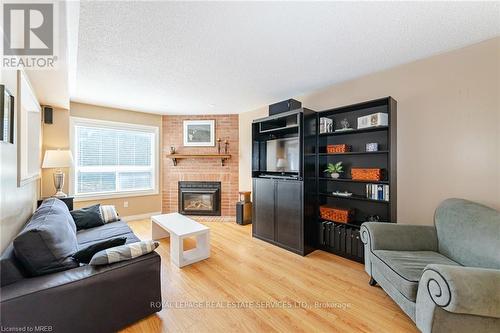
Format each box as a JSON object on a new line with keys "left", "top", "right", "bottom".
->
{"left": 236, "top": 202, "right": 252, "bottom": 225}
{"left": 43, "top": 106, "right": 53, "bottom": 124}
{"left": 268, "top": 99, "right": 302, "bottom": 116}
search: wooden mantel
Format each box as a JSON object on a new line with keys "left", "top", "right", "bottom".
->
{"left": 166, "top": 153, "right": 231, "bottom": 166}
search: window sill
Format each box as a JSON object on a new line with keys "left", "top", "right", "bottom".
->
{"left": 73, "top": 190, "right": 159, "bottom": 202}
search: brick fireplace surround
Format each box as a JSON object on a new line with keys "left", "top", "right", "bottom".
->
{"left": 162, "top": 115, "right": 239, "bottom": 216}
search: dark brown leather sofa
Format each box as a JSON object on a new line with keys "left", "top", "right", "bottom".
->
{"left": 0, "top": 199, "right": 162, "bottom": 333}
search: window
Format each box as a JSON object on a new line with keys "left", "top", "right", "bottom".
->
{"left": 71, "top": 117, "right": 158, "bottom": 199}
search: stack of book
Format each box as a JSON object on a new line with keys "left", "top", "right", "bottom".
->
{"left": 319, "top": 117, "right": 333, "bottom": 134}
{"left": 366, "top": 184, "right": 389, "bottom": 201}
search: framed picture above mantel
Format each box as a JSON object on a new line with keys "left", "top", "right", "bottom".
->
{"left": 183, "top": 120, "right": 215, "bottom": 147}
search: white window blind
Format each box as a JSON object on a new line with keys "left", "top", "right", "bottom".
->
{"left": 72, "top": 119, "right": 157, "bottom": 197}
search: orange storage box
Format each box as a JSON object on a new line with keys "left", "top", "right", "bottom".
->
{"left": 351, "top": 168, "right": 382, "bottom": 181}
{"left": 320, "top": 206, "right": 353, "bottom": 223}
{"left": 327, "top": 144, "right": 351, "bottom": 153}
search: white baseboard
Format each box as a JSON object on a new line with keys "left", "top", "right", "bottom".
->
{"left": 122, "top": 211, "right": 162, "bottom": 222}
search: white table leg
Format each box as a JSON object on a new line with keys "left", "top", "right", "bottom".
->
{"left": 170, "top": 234, "right": 183, "bottom": 267}
{"left": 196, "top": 231, "right": 210, "bottom": 259}
{"left": 152, "top": 220, "right": 170, "bottom": 240}
{"left": 178, "top": 231, "right": 210, "bottom": 268}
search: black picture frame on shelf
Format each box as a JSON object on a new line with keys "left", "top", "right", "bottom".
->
{"left": 0, "top": 85, "right": 15, "bottom": 144}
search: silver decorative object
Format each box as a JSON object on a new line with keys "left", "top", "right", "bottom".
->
{"left": 53, "top": 170, "right": 66, "bottom": 198}
{"left": 366, "top": 143, "right": 379, "bottom": 152}
{"left": 340, "top": 118, "right": 350, "bottom": 129}
{"left": 366, "top": 215, "right": 381, "bottom": 222}
{"left": 332, "top": 191, "right": 352, "bottom": 197}
{"left": 42, "top": 149, "right": 73, "bottom": 198}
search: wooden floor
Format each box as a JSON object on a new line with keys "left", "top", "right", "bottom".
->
{"left": 121, "top": 217, "right": 418, "bottom": 333}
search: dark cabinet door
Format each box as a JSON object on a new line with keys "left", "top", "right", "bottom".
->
{"left": 252, "top": 178, "right": 275, "bottom": 240}
{"left": 275, "top": 180, "right": 303, "bottom": 251}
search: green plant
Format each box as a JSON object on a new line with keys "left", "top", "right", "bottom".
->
{"left": 324, "top": 162, "right": 344, "bottom": 174}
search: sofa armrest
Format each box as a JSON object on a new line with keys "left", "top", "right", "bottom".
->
{"left": 417, "top": 264, "right": 500, "bottom": 318}
{"left": 360, "top": 222, "right": 438, "bottom": 252}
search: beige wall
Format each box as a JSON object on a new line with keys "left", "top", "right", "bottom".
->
{"left": 40, "top": 102, "right": 163, "bottom": 217}
{"left": 71, "top": 102, "right": 161, "bottom": 127}
{"left": 0, "top": 70, "right": 39, "bottom": 252}
{"left": 239, "top": 37, "right": 500, "bottom": 225}
{"left": 41, "top": 107, "right": 71, "bottom": 197}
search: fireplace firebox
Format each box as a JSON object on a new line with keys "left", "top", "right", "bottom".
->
{"left": 178, "top": 181, "right": 221, "bottom": 216}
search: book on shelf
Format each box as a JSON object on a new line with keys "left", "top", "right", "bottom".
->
{"left": 319, "top": 117, "right": 333, "bottom": 134}
{"left": 366, "top": 184, "right": 389, "bottom": 201}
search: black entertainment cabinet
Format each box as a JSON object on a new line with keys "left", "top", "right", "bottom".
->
{"left": 252, "top": 108, "right": 317, "bottom": 255}
{"left": 252, "top": 97, "right": 397, "bottom": 262}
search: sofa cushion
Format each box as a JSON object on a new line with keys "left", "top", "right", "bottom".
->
{"left": 89, "top": 240, "right": 159, "bottom": 265}
{"left": 100, "top": 205, "right": 119, "bottom": 223}
{"left": 372, "top": 250, "right": 460, "bottom": 301}
{"left": 72, "top": 237, "right": 127, "bottom": 264}
{"left": 76, "top": 220, "right": 139, "bottom": 248}
{"left": 434, "top": 198, "right": 500, "bottom": 269}
{"left": 13, "top": 198, "right": 79, "bottom": 276}
{"left": 70, "top": 204, "right": 104, "bottom": 230}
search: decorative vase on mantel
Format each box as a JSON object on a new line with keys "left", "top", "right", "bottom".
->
{"left": 331, "top": 172, "right": 340, "bottom": 179}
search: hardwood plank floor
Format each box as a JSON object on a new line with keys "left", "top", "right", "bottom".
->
{"left": 121, "top": 217, "right": 418, "bottom": 333}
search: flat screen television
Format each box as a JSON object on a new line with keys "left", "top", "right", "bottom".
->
{"left": 265, "top": 137, "right": 299, "bottom": 173}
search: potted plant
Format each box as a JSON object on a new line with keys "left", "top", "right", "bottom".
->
{"left": 324, "top": 162, "right": 343, "bottom": 179}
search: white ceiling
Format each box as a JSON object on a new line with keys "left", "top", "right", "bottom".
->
{"left": 68, "top": 1, "right": 500, "bottom": 115}
{"left": 26, "top": 1, "right": 71, "bottom": 109}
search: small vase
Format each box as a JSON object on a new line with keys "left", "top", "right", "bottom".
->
{"left": 331, "top": 173, "right": 340, "bottom": 179}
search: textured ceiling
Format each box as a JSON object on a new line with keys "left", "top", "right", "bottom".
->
{"left": 71, "top": 1, "right": 500, "bottom": 114}
{"left": 26, "top": 1, "right": 71, "bottom": 109}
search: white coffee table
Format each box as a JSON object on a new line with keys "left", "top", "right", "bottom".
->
{"left": 151, "top": 213, "right": 210, "bottom": 268}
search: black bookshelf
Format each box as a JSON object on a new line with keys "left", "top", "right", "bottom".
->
{"left": 314, "top": 97, "right": 397, "bottom": 263}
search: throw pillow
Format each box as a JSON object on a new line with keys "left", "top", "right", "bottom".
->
{"left": 70, "top": 204, "right": 104, "bottom": 230}
{"left": 100, "top": 205, "right": 120, "bottom": 223}
{"left": 72, "top": 237, "right": 127, "bottom": 264}
{"left": 89, "top": 240, "right": 159, "bottom": 265}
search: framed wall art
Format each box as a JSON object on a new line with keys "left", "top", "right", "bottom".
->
{"left": 183, "top": 120, "right": 215, "bottom": 147}
{"left": 0, "top": 84, "right": 14, "bottom": 144}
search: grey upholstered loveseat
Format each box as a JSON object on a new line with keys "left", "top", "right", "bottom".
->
{"left": 361, "top": 198, "right": 500, "bottom": 333}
